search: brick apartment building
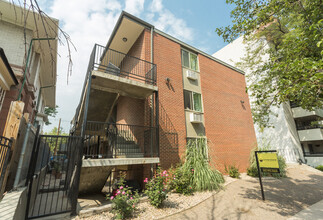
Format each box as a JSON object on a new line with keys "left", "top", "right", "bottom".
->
{"left": 0, "top": 0, "right": 58, "bottom": 133}
{"left": 73, "top": 11, "right": 256, "bottom": 192}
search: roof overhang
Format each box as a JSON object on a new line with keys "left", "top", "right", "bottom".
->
{"left": 0, "top": 0, "right": 58, "bottom": 107}
{"left": 0, "top": 48, "right": 18, "bottom": 90}
{"left": 106, "top": 11, "right": 244, "bottom": 75}
{"left": 105, "top": 11, "right": 153, "bottom": 55}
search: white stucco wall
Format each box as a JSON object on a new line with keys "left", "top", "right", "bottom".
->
{"left": 213, "top": 36, "right": 303, "bottom": 163}
{"left": 0, "top": 21, "right": 33, "bottom": 68}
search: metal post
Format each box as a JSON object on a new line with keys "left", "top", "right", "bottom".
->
{"left": 255, "top": 151, "right": 265, "bottom": 201}
{"left": 155, "top": 91, "right": 159, "bottom": 157}
{"left": 25, "top": 125, "right": 40, "bottom": 219}
{"left": 34, "top": 85, "right": 55, "bottom": 126}
{"left": 71, "top": 139, "right": 84, "bottom": 216}
{"left": 13, "top": 123, "right": 31, "bottom": 188}
{"left": 80, "top": 45, "right": 95, "bottom": 138}
{"left": 17, "top": 38, "right": 56, "bottom": 101}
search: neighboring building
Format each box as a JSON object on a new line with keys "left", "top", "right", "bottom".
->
{"left": 213, "top": 36, "right": 323, "bottom": 167}
{"left": 72, "top": 12, "right": 256, "bottom": 192}
{"left": 0, "top": 0, "right": 58, "bottom": 133}
{"left": 0, "top": 48, "right": 18, "bottom": 113}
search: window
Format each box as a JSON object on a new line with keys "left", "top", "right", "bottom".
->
{"left": 181, "top": 49, "right": 198, "bottom": 71}
{"left": 183, "top": 90, "right": 202, "bottom": 112}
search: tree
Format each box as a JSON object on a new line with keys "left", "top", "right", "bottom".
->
{"left": 44, "top": 105, "right": 58, "bottom": 125}
{"left": 216, "top": 0, "right": 323, "bottom": 129}
{"left": 45, "top": 126, "right": 67, "bottom": 136}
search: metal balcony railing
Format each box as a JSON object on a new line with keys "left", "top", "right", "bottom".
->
{"left": 297, "top": 124, "right": 323, "bottom": 130}
{"left": 88, "top": 44, "right": 157, "bottom": 85}
{"left": 83, "top": 121, "right": 159, "bottom": 159}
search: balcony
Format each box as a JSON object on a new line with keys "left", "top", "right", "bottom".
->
{"left": 298, "top": 128, "right": 323, "bottom": 141}
{"left": 74, "top": 44, "right": 157, "bottom": 131}
{"left": 90, "top": 44, "right": 157, "bottom": 96}
{"left": 84, "top": 121, "right": 158, "bottom": 156}
{"left": 292, "top": 107, "right": 323, "bottom": 119}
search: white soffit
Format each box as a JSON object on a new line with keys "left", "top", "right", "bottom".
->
{"left": 109, "top": 17, "right": 145, "bottom": 54}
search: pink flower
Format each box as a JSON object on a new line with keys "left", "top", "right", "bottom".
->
{"left": 126, "top": 185, "right": 128, "bottom": 187}
{"left": 191, "top": 169, "right": 194, "bottom": 172}
{"left": 117, "top": 190, "right": 121, "bottom": 195}
{"left": 110, "top": 196, "right": 114, "bottom": 200}
{"left": 174, "top": 177, "right": 176, "bottom": 180}
{"left": 130, "top": 197, "right": 133, "bottom": 200}
{"left": 144, "top": 178, "right": 148, "bottom": 183}
{"left": 166, "top": 174, "right": 168, "bottom": 177}
{"left": 162, "top": 170, "right": 167, "bottom": 175}
{"left": 122, "top": 191, "right": 125, "bottom": 195}
{"left": 119, "top": 186, "right": 123, "bottom": 190}
{"left": 132, "top": 205, "right": 135, "bottom": 208}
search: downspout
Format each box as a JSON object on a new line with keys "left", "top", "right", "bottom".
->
{"left": 150, "top": 27, "right": 155, "bottom": 176}
{"left": 13, "top": 123, "right": 31, "bottom": 189}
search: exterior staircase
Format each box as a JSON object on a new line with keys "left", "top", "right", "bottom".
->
{"left": 114, "top": 131, "right": 144, "bottom": 158}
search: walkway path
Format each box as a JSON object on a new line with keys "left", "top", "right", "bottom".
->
{"left": 162, "top": 164, "right": 323, "bottom": 220}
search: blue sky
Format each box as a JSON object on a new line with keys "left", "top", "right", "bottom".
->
{"left": 36, "top": 0, "right": 236, "bottom": 132}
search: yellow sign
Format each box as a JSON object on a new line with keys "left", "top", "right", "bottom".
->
{"left": 257, "top": 152, "right": 279, "bottom": 169}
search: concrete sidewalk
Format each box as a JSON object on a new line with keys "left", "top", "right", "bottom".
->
{"left": 288, "top": 199, "right": 323, "bottom": 220}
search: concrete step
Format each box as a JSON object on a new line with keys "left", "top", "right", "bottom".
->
{"left": 115, "top": 148, "right": 142, "bottom": 154}
{"left": 116, "top": 136, "right": 136, "bottom": 143}
{"left": 115, "top": 144, "right": 140, "bottom": 149}
{"left": 116, "top": 153, "right": 144, "bottom": 158}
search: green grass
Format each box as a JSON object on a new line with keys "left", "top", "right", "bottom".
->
{"left": 315, "top": 165, "right": 323, "bottom": 172}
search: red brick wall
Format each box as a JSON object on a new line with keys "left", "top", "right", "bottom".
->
{"left": 154, "top": 33, "right": 186, "bottom": 169}
{"left": 116, "top": 96, "right": 144, "bottom": 126}
{"left": 127, "top": 29, "right": 151, "bottom": 62}
{"left": 122, "top": 29, "right": 256, "bottom": 173}
{"left": 0, "top": 76, "right": 35, "bottom": 134}
{"left": 199, "top": 55, "right": 257, "bottom": 172}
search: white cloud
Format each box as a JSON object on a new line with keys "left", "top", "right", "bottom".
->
{"left": 146, "top": 0, "right": 194, "bottom": 42}
{"left": 124, "top": 0, "right": 145, "bottom": 16}
{"left": 149, "top": 0, "right": 163, "bottom": 12}
{"left": 44, "top": 0, "right": 121, "bottom": 131}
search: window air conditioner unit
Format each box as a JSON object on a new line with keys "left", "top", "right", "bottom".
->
{"left": 190, "top": 113, "right": 203, "bottom": 123}
{"left": 186, "top": 69, "right": 197, "bottom": 80}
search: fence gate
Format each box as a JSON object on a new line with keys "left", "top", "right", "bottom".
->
{"left": 25, "top": 133, "right": 83, "bottom": 219}
{"left": 0, "top": 136, "right": 12, "bottom": 194}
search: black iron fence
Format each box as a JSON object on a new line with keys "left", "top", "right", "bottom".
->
{"left": 0, "top": 136, "right": 12, "bottom": 194}
{"left": 89, "top": 44, "right": 157, "bottom": 85}
{"left": 26, "top": 134, "right": 82, "bottom": 219}
{"left": 84, "top": 121, "right": 158, "bottom": 159}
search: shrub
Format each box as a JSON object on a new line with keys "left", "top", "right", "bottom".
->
{"left": 225, "top": 164, "right": 240, "bottom": 178}
{"left": 144, "top": 167, "right": 169, "bottom": 208}
{"left": 247, "top": 146, "right": 287, "bottom": 178}
{"left": 171, "top": 167, "right": 194, "bottom": 195}
{"left": 182, "top": 138, "right": 224, "bottom": 191}
{"left": 109, "top": 174, "right": 140, "bottom": 219}
{"left": 316, "top": 165, "right": 323, "bottom": 172}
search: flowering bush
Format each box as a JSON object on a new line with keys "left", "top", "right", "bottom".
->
{"left": 171, "top": 167, "right": 194, "bottom": 195}
{"left": 109, "top": 175, "right": 139, "bottom": 219}
{"left": 144, "top": 167, "right": 170, "bottom": 208}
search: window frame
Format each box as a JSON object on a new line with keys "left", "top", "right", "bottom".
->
{"left": 181, "top": 48, "right": 199, "bottom": 72}
{"left": 183, "top": 90, "right": 203, "bottom": 112}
